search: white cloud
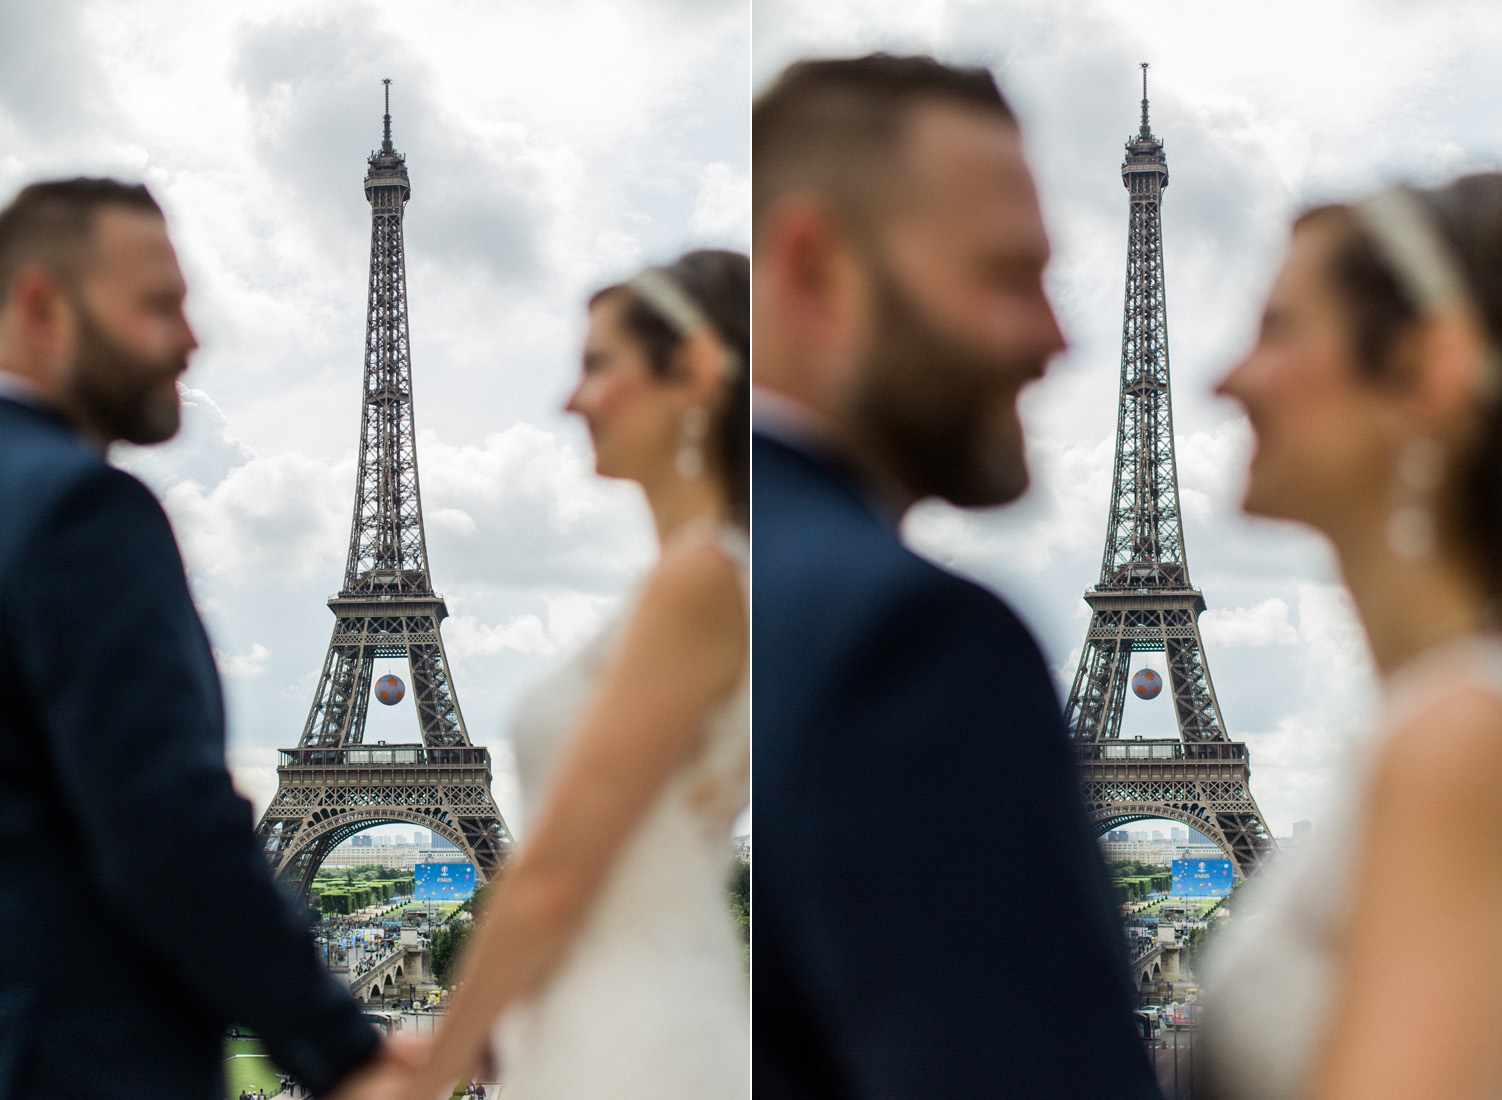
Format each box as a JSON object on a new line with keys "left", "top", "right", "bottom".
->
{"left": 215, "top": 642, "right": 272, "bottom": 678}
{"left": 1201, "top": 599, "right": 1299, "bottom": 649}
{"left": 161, "top": 450, "right": 351, "bottom": 582}
{"left": 226, "top": 743, "right": 281, "bottom": 811}
{"left": 692, "top": 161, "right": 752, "bottom": 242}
{"left": 443, "top": 614, "right": 556, "bottom": 659}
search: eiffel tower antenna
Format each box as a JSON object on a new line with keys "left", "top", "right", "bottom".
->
{"left": 382, "top": 78, "right": 393, "bottom": 151}
{"left": 1139, "top": 62, "right": 1151, "bottom": 136}
{"left": 1063, "top": 70, "right": 1276, "bottom": 878}
{"left": 256, "top": 82, "right": 513, "bottom": 901}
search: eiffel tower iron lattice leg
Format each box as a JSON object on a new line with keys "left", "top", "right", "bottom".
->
{"left": 255, "top": 83, "right": 512, "bottom": 902}
{"left": 1063, "top": 68, "right": 1275, "bottom": 878}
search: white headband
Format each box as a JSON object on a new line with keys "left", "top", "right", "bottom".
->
{"left": 624, "top": 267, "right": 742, "bottom": 379}
{"left": 1353, "top": 188, "right": 1471, "bottom": 313}
{"left": 1352, "top": 186, "right": 1502, "bottom": 397}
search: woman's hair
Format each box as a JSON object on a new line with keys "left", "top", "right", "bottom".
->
{"left": 1298, "top": 173, "right": 1502, "bottom": 597}
{"left": 591, "top": 249, "right": 750, "bottom": 525}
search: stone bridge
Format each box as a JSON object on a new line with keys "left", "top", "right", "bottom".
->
{"left": 350, "top": 944, "right": 430, "bottom": 1004}
{"left": 1130, "top": 942, "right": 1185, "bottom": 990}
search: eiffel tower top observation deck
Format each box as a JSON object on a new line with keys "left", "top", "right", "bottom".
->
{"left": 1062, "top": 67, "right": 1275, "bottom": 875}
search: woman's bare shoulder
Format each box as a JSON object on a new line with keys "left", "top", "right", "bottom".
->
{"left": 640, "top": 530, "right": 746, "bottom": 617}
{"left": 1374, "top": 684, "right": 1502, "bottom": 823}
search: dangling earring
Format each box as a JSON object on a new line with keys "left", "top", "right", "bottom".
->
{"left": 1387, "top": 436, "right": 1444, "bottom": 560}
{"left": 677, "top": 407, "right": 709, "bottom": 479}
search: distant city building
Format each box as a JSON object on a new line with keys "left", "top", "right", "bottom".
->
{"left": 322, "top": 844, "right": 421, "bottom": 871}
{"left": 1101, "top": 840, "right": 1176, "bottom": 866}
{"left": 1152, "top": 830, "right": 1164, "bottom": 842}
{"left": 429, "top": 833, "right": 459, "bottom": 851}
{"left": 351, "top": 835, "right": 373, "bottom": 848}
{"left": 1292, "top": 820, "right": 1312, "bottom": 843}
{"left": 413, "top": 830, "right": 430, "bottom": 848}
{"left": 1100, "top": 839, "right": 1229, "bottom": 868}
{"left": 1170, "top": 828, "right": 1185, "bottom": 842}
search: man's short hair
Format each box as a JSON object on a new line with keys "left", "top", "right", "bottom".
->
{"left": 0, "top": 178, "right": 162, "bottom": 299}
{"left": 753, "top": 54, "right": 1016, "bottom": 234}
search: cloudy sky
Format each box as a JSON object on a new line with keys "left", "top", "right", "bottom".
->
{"left": 756, "top": 0, "right": 1502, "bottom": 839}
{"left": 0, "top": 0, "right": 748, "bottom": 838}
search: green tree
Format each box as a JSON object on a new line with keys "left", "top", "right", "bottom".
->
{"left": 429, "top": 921, "right": 472, "bottom": 986}
{"left": 727, "top": 860, "right": 749, "bottom": 945}
{"left": 457, "top": 882, "right": 489, "bottom": 918}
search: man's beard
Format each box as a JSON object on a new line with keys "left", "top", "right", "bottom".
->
{"left": 846, "top": 257, "right": 1040, "bottom": 508}
{"left": 65, "top": 297, "right": 185, "bottom": 445}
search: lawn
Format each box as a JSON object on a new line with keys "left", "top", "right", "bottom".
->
{"left": 223, "top": 1037, "right": 283, "bottom": 1096}
{"left": 223, "top": 1034, "right": 472, "bottom": 1098}
{"left": 380, "top": 900, "right": 462, "bottom": 921}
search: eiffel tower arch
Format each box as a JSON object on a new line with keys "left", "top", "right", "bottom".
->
{"left": 1063, "top": 67, "right": 1276, "bottom": 879}
{"left": 255, "top": 82, "right": 513, "bottom": 902}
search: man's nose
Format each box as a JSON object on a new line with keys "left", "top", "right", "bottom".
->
{"left": 1039, "top": 293, "right": 1067, "bottom": 359}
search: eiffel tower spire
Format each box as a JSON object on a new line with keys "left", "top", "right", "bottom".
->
{"left": 1062, "top": 71, "right": 1276, "bottom": 878}
{"left": 256, "top": 83, "right": 512, "bottom": 901}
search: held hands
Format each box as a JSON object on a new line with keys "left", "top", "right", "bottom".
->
{"left": 327, "top": 1029, "right": 493, "bottom": 1100}
{"left": 393, "top": 1041, "right": 496, "bottom": 1100}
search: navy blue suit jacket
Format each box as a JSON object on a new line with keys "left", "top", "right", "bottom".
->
{"left": 0, "top": 397, "right": 378, "bottom": 1099}
{"left": 753, "top": 432, "right": 1159, "bottom": 1099}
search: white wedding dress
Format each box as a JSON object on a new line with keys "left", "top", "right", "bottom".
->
{"left": 1201, "top": 635, "right": 1502, "bottom": 1100}
{"left": 491, "top": 526, "right": 750, "bottom": 1100}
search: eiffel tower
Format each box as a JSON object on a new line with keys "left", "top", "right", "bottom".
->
{"left": 256, "top": 82, "right": 512, "bottom": 900}
{"left": 1063, "top": 66, "right": 1275, "bottom": 878}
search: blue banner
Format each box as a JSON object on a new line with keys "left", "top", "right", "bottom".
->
{"left": 414, "top": 862, "right": 475, "bottom": 900}
{"left": 1172, "top": 858, "right": 1232, "bottom": 897}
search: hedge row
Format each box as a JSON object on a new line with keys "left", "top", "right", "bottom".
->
{"left": 1113, "top": 872, "right": 1172, "bottom": 904}
{"left": 312, "top": 876, "right": 415, "bottom": 915}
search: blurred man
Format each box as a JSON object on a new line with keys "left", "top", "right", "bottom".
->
{"left": 753, "top": 56, "right": 1160, "bottom": 1098}
{"left": 0, "top": 179, "right": 403, "bottom": 1098}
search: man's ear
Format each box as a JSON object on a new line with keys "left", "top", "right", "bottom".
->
{"left": 760, "top": 196, "right": 867, "bottom": 344}
{"left": 9, "top": 266, "right": 73, "bottom": 359}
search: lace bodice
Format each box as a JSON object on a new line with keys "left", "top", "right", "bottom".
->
{"left": 493, "top": 524, "right": 749, "bottom": 1100}
{"left": 1201, "top": 635, "right": 1502, "bottom": 1100}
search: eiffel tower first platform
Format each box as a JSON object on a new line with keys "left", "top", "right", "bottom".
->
{"left": 1062, "top": 67, "right": 1275, "bottom": 879}
{"left": 256, "top": 82, "right": 513, "bottom": 900}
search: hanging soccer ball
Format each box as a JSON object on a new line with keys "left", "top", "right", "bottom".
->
{"left": 375, "top": 674, "right": 405, "bottom": 705}
{"left": 1132, "top": 668, "right": 1163, "bottom": 700}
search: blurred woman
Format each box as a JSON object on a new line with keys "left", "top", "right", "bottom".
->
{"left": 1203, "top": 175, "right": 1502, "bottom": 1100}
{"left": 402, "top": 250, "right": 749, "bottom": 1100}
